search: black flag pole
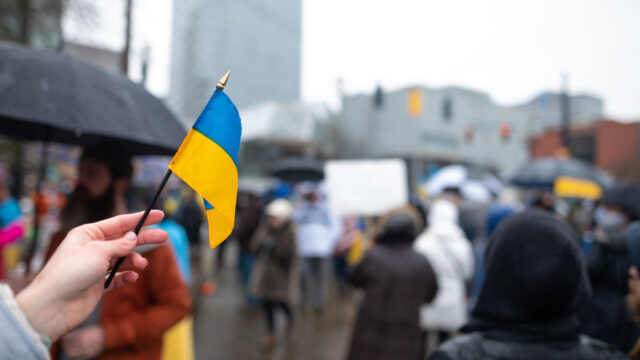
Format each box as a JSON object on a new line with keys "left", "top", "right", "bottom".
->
{"left": 104, "top": 70, "right": 231, "bottom": 289}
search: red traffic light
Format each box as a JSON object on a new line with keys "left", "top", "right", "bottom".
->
{"left": 498, "top": 123, "right": 511, "bottom": 137}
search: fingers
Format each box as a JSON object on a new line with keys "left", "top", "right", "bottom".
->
{"left": 110, "top": 252, "right": 148, "bottom": 270}
{"left": 92, "top": 210, "right": 165, "bottom": 239}
{"left": 136, "top": 228, "right": 169, "bottom": 246}
{"left": 101, "top": 232, "right": 139, "bottom": 258}
{"left": 105, "top": 271, "right": 139, "bottom": 292}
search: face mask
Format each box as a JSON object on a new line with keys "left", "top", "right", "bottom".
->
{"left": 595, "top": 206, "right": 627, "bottom": 231}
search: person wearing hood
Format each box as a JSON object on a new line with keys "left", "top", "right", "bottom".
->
{"left": 347, "top": 207, "right": 438, "bottom": 360}
{"left": 429, "top": 209, "right": 627, "bottom": 360}
{"left": 248, "top": 199, "right": 298, "bottom": 351}
{"left": 579, "top": 182, "right": 640, "bottom": 352}
{"left": 414, "top": 199, "right": 474, "bottom": 350}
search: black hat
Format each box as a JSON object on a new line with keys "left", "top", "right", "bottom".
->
{"left": 81, "top": 141, "right": 133, "bottom": 179}
{"left": 375, "top": 207, "right": 423, "bottom": 244}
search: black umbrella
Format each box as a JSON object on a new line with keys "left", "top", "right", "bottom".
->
{"left": 0, "top": 41, "right": 185, "bottom": 154}
{"left": 0, "top": 41, "right": 186, "bottom": 271}
{"left": 271, "top": 158, "right": 324, "bottom": 183}
{"left": 509, "top": 157, "right": 612, "bottom": 189}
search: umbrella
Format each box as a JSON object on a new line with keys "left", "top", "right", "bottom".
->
{"left": 0, "top": 41, "right": 185, "bottom": 154}
{"left": 509, "top": 157, "right": 612, "bottom": 189}
{"left": 271, "top": 158, "right": 324, "bottom": 183}
{"left": 424, "top": 165, "right": 503, "bottom": 202}
{"left": 0, "top": 41, "right": 186, "bottom": 271}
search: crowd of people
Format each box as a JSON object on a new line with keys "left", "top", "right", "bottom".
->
{"left": 231, "top": 178, "right": 640, "bottom": 360}
{"left": 2, "top": 141, "right": 640, "bottom": 360}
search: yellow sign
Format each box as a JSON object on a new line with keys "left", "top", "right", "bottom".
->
{"left": 554, "top": 176, "right": 602, "bottom": 199}
{"left": 407, "top": 88, "right": 423, "bottom": 117}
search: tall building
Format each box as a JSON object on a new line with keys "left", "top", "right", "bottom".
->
{"left": 169, "top": 0, "right": 302, "bottom": 126}
{"left": 516, "top": 92, "right": 603, "bottom": 135}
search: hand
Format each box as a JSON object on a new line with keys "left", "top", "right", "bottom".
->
{"left": 16, "top": 210, "right": 168, "bottom": 341}
{"left": 61, "top": 326, "right": 104, "bottom": 359}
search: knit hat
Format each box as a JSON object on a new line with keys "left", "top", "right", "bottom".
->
{"left": 81, "top": 141, "right": 133, "bottom": 179}
{"left": 466, "top": 209, "right": 591, "bottom": 341}
{"left": 601, "top": 182, "right": 640, "bottom": 221}
{"left": 375, "top": 206, "right": 423, "bottom": 244}
{"left": 265, "top": 199, "right": 293, "bottom": 221}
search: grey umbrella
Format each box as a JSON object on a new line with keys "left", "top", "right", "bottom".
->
{"left": 0, "top": 41, "right": 185, "bottom": 154}
{"left": 509, "top": 157, "right": 612, "bottom": 189}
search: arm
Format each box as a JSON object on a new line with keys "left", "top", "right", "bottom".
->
{"left": 0, "top": 285, "right": 50, "bottom": 360}
{"left": 102, "top": 244, "right": 192, "bottom": 350}
{"left": 248, "top": 223, "right": 266, "bottom": 254}
{"left": 348, "top": 252, "right": 372, "bottom": 288}
{"left": 423, "top": 258, "right": 439, "bottom": 304}
{"left": 272, "top": 226, "right": 297, "bottom": 269}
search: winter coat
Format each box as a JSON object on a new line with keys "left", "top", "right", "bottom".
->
{"left": 432, "top": 210, "right": 628, "bottom": 360}
{"left": 0, "top": 284, "right": 50, "bottom": 360}
{"left": 429, "top": 333, "right": 628, "bottom": 360}
{"left": 579, "top": 240, "right": 640, "bottom": 352}
{"left": 347, "top": 243, "right": 438, "bottom": 360}
{"left": 292, "top": 200, "right": 339, "bottom": 258}
{"left": 248, "top": 222, "right": 298, "bottom": 302}
{"left": 414, "top": 200, "right": 473, "bottom": 331}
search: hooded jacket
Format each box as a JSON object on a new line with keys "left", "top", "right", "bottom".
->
{"left": 414, "top": 200, "right": 474, "bottom": 331}
{"left": 347, "top": 207, "right": 438, "bottom": 360}
{"left": 429, "top": 210, "right": 627, "bottom": 360}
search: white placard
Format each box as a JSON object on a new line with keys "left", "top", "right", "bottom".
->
{"left": 325, "top": 159, "right": 408, "bottom": 216}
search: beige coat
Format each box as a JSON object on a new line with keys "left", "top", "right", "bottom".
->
{"left": 248, "top": 222, "right": 298, "bottom": 302}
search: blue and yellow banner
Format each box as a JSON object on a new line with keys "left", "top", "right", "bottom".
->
{"left": 169, "top": 90, "right": 242, "bottom": 248}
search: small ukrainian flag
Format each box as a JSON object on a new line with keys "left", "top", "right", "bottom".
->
{"left": 169, "top": 86, "right": 242, "bottom": 248}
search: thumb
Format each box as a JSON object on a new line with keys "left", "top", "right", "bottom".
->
{"left": 102, "top": 232, "right": 138, "bottom": 258}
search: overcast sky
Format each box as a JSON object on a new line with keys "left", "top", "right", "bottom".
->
{"left": 64, "top": 0, "right": 640, "bottom": 119}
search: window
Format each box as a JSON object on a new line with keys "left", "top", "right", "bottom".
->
{"left": 442, "top": 98, "right": 453, "bottom": 121}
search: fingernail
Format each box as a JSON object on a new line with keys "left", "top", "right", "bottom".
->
{"left": 125, "top": 232, "right": 136, "bottom": 241}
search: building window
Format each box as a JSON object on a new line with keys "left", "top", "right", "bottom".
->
{"left": 442, "top": 98, "right": 453, "bottom": 121}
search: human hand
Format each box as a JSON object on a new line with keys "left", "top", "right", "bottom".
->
{"left": 16, "top": 210, "right": 168, "bottom": 341}
{"left": 61, "top": 326, "right": 104, "bottom": 359}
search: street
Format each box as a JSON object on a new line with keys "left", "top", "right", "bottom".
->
{"left": 193, "top": 243, "right": 355, "bottom": 360}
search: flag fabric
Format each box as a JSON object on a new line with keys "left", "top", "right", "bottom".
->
{"left": 169, "top": 90, "right": 242, "bottom": 248}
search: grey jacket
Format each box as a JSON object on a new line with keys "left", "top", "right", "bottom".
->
{"left": 0, "top": 284, "right": 51, "bottom": 360}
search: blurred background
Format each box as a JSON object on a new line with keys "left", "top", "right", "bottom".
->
{"left": 0, "top": 0, "right": 639, "bottom": 359}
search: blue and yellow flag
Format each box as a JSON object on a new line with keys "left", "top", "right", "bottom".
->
{"left": 169, "top": 89, "right": 242, "bottom": 248}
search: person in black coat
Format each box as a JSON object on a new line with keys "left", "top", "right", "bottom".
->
{"left": 580, "top": 183, "right": 640, "bottom": 352}
{"left": 429, "top": 210, "right": 628, "bottom": 360}
{"left": 347, "top": 207, "right": 438, "bottom": 360}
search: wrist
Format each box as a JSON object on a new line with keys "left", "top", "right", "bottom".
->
{"left": 16, "top": 278, "right": 65, "bottom": 341}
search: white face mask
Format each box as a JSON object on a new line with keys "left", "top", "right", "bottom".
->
{"left": 595, "top": 206, "right": 628, "bottom": 231}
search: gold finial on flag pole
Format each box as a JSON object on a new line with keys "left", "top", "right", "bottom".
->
{"left": 216, "top": 70, "right": 231, "bottom": 90}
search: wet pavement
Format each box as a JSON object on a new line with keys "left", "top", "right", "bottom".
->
{"left": 192, "top": 244, "right": 356, "bottom": 360}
